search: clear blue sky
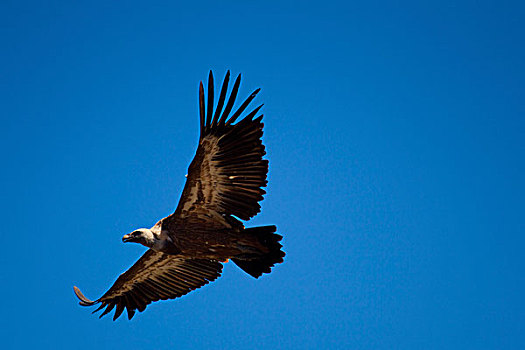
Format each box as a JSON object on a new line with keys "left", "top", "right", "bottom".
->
{"left": 1, "top": 1, "right": 524, "bottom": 349}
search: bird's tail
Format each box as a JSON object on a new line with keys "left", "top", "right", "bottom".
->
{"left": 232, "top": 225, "right": 285, "bottom": 278}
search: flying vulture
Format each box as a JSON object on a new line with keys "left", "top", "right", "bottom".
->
{"left": 74, "top": 71, "right": 285, "bottom": 320}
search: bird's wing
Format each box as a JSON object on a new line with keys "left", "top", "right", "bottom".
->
{"left": 73, "top": 250, "right": 223, "bottom": 320}
{"left": 169, "top": 71, "right": 268, "bottom": 223}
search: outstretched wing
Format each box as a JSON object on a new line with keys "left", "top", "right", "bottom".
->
{"left": 73, "top": 250, "right": 223, "bottom": 320}
{"left": 171, "top": 70, "right": 268, "bottom": 222}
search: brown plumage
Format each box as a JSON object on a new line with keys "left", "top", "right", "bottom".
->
{"left": 74, "top": 71, "right": 285, "bottom": 321}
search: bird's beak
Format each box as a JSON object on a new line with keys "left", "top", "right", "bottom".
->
{"left": 122, "top": 234, "right": 132, "bottom": 243}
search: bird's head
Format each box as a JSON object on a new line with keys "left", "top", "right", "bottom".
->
{"left": 122, "top": 228, "right": 156, "bottom": 247}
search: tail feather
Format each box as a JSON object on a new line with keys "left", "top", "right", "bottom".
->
{"left": 232, "top": 225, "right": 285, "bottom": 278}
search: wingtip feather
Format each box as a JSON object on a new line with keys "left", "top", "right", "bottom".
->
{"left": 206, "top": 71, "right": 214, "bottom": 130}
{"left": 218, "top": 74, "right": 242, "bottom": 126}
{"left": 199, "top": 81, "right": 205, "bottom": 137}
{"left": 226, "top": 89, "right": 262, "bottom": 126}
{"left": 73, "top": 285, "right": 97, "bottom": 306}
{"left": 212, "top": 71, "right": 231, "bottom": 127}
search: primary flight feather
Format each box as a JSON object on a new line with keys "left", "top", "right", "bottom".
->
{"left": 74, "top": 71, "right": 285, "bottom": 321}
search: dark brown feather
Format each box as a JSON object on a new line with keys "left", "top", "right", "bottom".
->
{"left": 199, "top": 82, "right": 205, "bottom": 138}
{"left": 226, "top": 89, "right": 261, "bottom": 126}
{"left": 73, "top": 250, "right": 223, "bottom": 320}
{"left": 218, "top": 74, "right": 241, "bottom": 127}
{"left": 211, "top": 70, "right": 230, "bottom": 128}
{"left": 206, "top": 71, "right": 214, "bottom": 131}
{"left": 168, "top": 73, "right": 267, "bottom": 223}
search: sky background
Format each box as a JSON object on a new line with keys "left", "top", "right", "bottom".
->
{"left": 1, "top": 1, "right": 524, "bottom": 349}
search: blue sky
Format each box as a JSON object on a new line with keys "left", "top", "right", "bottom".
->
{"left": 1, "top": 1, "right": 524, "bottom": 349}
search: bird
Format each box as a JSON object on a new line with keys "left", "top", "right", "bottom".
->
{"left": 73, "top": 71, "right": 285, "bottom": 321}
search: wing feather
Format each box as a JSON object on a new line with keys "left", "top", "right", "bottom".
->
{"left": 218, "top": 74, "right": 241, "bottom": 127}
{"left": 73, "top": 250, "right": 223, "bottom": 320}
{"left": 212, "top": 70, "right": 230, "bottom": 126}
{"left": 199, "top": 82, "right": 205, "bottom": 138}
{"left": 170, "top": 71, "right": 268, "bottom": 222}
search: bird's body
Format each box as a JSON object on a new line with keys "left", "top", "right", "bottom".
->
{"left": 133, "top": 216, "right": 268, "bottom": 260}
{"left": 74, "top": 71, "right": 285, "bottom": 320}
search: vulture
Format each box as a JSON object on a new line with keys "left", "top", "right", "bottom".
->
{"left": 74, "top": 71, "right": 285, "bottom": 321}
